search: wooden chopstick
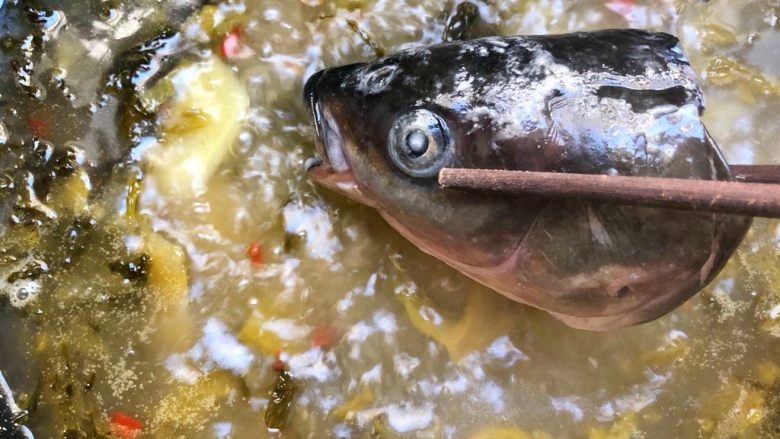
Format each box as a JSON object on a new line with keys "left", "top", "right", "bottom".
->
{"left": 439, "top": 166, "right": 780, "bottom": 218}
{"left": 730, "top": 165, "right": 780, "bottom": 184}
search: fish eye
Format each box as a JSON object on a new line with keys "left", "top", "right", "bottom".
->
{"left": 388, "top": 109, "right": 452, "bottom": 178}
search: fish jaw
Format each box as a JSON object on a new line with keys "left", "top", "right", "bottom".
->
{"left": 307, "top": 162, "right": 376, "bottom": 208}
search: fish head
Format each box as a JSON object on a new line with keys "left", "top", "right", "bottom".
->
{"left": 303, "top": 51, "right": 540, "bottom": 269}
{"left": 303, "top": 60, "right": 457, "bottom": 205}
{"left": 303, "top": 31, "right": 752, "bottom": 330}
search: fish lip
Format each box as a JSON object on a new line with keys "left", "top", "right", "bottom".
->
{"left": 307, "top": 161, "right": 376, "bottom": 207}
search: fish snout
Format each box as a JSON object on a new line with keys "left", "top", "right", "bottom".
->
{"left": 303, "top": 65, "right": 377, "bottom": 206}
{"left": 303, "top": 65, "right": 364, "bottom": 176}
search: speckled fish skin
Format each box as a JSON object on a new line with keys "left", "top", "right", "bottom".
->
{"left": 304, "top": 29, "right": 752, "bottom": 330}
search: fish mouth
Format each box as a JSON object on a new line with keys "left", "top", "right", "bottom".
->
{"left": 303, "top": 69, "right": 350, "bottom": 174}
{"left": 303, "top": 68, "right": 373, "bottom": 206}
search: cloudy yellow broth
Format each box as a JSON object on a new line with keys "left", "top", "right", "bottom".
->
{"left": 0, "top": 0, "right": 779, "bottom": 438}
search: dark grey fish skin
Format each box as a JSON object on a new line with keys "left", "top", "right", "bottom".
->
{"left": 1, "top": 372, "right": 33, "bottom": 439}
{"left": 304, "top": 29, "right": 752, "bottom": 330}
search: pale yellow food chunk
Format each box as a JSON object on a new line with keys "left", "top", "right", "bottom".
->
{"left": 330, "top": 387, "right": 374, "bottom": 421}
{"left": 47, "top": 171, "right": 91, "bottom": 214}
{"left": 145, "top": 231, "right": 188, "bottom": 308}
{"left": 397, "top": 286, "right": 519, "bottom": 361}
{"left": 143, "top": 56, "right": 249, "bottom": 198}
{"left": 238, "top": 313, "right": 310, "bottom": 356}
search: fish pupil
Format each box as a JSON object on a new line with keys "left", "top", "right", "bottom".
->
{"left": 405, "top": 129, "right": 429, "bottom": 157}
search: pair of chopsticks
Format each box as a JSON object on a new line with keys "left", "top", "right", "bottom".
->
{"left": 439, "top": 165, "right": 780, "bottom": 218}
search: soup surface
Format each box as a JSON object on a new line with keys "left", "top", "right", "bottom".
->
{"left": 1, "top": 0, "right": 779, "bottom": 438}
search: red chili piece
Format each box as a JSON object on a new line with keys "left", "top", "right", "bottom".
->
{"left": 272, "top": 358, "right": 286, "bottom": 372}
{"left": 28, "top": 116, "right": 49, "bottom": 138}
{"left": 246, "top": 241, "right": 263, "bottom": 267}
{"left": 220, "top": 27, "right": 243, "bottom": 59}
{"left": 311, "top": 325, "right": 336, "bottom": 349}
{"left": 272, "top": 350, "right": 286, "bottom": 372}
{"left": 109, "top": 411, "right": 143, "bottom": 439}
